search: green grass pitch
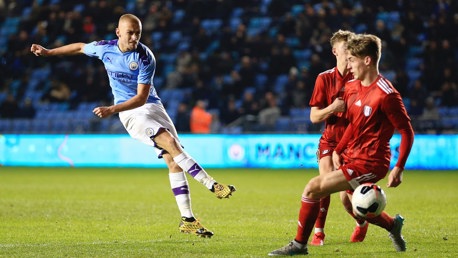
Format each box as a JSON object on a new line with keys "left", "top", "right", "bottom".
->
{"left": 0, "top": 167, "right": 457, "bottom": 257}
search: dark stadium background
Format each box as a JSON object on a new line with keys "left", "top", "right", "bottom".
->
{"left": 0, "top": 0, "right": 456, "bottom": 134}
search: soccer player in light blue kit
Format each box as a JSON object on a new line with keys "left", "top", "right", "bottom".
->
{"left": 31, "top": 13, "right": 235, "bottom": 238}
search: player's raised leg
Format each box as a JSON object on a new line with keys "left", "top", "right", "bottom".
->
{"left": 163, "top": 154, "right": 214, "bottom": 237}
{"left": 269, "top": 170, "right": 351, "bottom": 256}
{"left": 173, "top": 151, "right": 236, "bottom": 198}
{"left": 155, "top": 128, "right": 236, "bottom": 199}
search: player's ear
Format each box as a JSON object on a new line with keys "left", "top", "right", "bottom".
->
{"left": 332, "top": 47, "right": 337, "bottom": 56}
{"left": 116, "top": 27, "right": 121, "bottom": 38}
{"left": 364, "top": 56, "right": 371, "bottom": 66}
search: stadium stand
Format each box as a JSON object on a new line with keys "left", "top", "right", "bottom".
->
{"left": 0, "top": 0, "right": 456, "bottom": 134}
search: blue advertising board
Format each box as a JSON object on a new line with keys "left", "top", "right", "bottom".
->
{"left": 0, "top": 134, "right": 457, "bottom": 169}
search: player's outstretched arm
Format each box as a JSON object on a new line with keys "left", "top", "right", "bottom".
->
{"left": 31, "top": 43, "right": 85, "bottom": 57}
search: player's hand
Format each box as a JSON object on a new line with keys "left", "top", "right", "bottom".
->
{"left": 93, "top": 106, "right": 114, "bottom": 118}
{"left": 331, "top": 97, "right": 345, "bottom": 113}
{"left": 387, "top": 166, "right": 403, "bottom": 187}
{"left": 332, "top": 151, "right": 342, "bottom": 169}
{"left": 30, "top": 44, "right": 49, "bottom": 57}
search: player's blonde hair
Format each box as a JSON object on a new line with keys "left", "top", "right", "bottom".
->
{"left": 346, "top": 34, "right": 382, "bottom": 65}
{"left": 118, "top": 13, "right": 141, "bottom": 26}
{"left": 329, "top": 30, "right": 355, "bottom": 47}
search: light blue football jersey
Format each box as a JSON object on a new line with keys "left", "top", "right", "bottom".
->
{"left": 83, "top": 39, "right": 161, "bottom": 104}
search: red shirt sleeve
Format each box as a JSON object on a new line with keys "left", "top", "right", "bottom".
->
{"left": 334, "top": 122, "right": 353, "bottom": 154}
{"left": 382, "top": 93, "right": 415, "bottom": 169}
{"left": 309, "top": 75, "right": 326, "bottom": 108}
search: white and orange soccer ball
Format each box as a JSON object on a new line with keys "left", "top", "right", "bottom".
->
{"left": 352, "top": 183, "right": 387, "bottom": 219}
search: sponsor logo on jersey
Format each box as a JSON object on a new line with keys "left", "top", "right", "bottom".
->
{"left": 107, "top": 70, "right": 136, "bottom": 80}
{"left": 355, "top": 100, "right": 362, "bottom": 106}
{"left": 129, "top": 61, "right": 139, "bottom": 70}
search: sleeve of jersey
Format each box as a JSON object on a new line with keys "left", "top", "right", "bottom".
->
{"left": 138, "top": 55, "right": 156, "bottom": 85}
{"left": 382, "top": 93, "right": 415, "bottom": 170}
{"left": 334, "top": 122, "right": 353, "bottom": 155}
{"left": 82, "top": 41, "right": 101, "bottom": 58}
{"left": 309, "top": 76, "right": 325, "bottom": 107}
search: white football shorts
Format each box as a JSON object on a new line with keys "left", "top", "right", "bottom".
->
{"left": 119, "top": 102, "right": 180, "bottom": 157}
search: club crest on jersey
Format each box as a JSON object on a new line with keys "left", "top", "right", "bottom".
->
{"left": 129, "top": 61, "right": 139, "bottom": 70}
{"left": 145, "top": 127, "right": 155, "bottom": 138}
{"left": 364, "top": 105, "right": 372, "bottom": 116}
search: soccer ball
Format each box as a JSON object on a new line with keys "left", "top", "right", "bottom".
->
{"left": 352, "top": 183, "right": 387, "bottom": 219}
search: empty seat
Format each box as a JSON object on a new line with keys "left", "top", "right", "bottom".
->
{"left": 11, "top": 119, "right": 32, "bottom": 133}
{"left": 274, "top": 74, "right": 289, "bottom": 93}
{"left": 291, "top": 4, "right": 304, "bottom": 16}
{"left": 201, "top": 19, "right": 223, "bottom": 34}
{"left": 275, "top": 117, "right": 292, "bottom": 132}
{"left": 290, "top": 108, "right": 311, "bottom": 118}
{"left": 231, "top": 8, "right": 244, "bottom": 18}
{"left": 31, "top": 119, "right": 50, "bottom": 133}
{"left": 0, "top": 119, "right": 11, "bottom": 132}
{"left": 172, "top": 9, "right": 185, "bottom": 24}
{"left": 294, "top": 49, "right": 312, "bottom": 61}
{"left": 255, "top": 74, "right": 268, "bottom": 89}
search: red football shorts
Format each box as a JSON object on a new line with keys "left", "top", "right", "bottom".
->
{"left": 317, "top": 142, "right": 335, "bottom": 160}
{"left": 340, "top": 163, "right": 388, "bottom": 192}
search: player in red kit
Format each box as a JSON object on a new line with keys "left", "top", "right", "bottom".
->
{"left": 308, "top": 30, "right": 361, "bottom": 246}
{"left": 269, "top": 34, "right": 414, "bottom": 256}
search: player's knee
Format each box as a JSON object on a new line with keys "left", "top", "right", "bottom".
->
{"left": 169, "top": 161, "right": 181, "bottom": 171}
{"left": 303, "top": 178, "right": 322, "bottom": 199}
{"left": 156, "top": 131, "right": 179, "bottom": 151}
{"left": 164, "top": 136, "right": 178, "bottom": 150}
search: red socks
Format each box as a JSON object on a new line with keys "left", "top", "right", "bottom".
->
{"left": 314, "top": 195, "right": 330, "bottom": 229}
{"left": 295, "top": 196, "right": 320, "bottom": 244}
{"left": 366, "top": 211, "right": 395, "bottom": 230}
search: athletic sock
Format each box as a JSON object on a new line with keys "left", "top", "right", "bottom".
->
{"left": 366, "top": 211, "right": 394, "bottom": 230}
{"left": 314, "top": 228, "right": 323, "bottom": 233}
{"left": 173, "top": 152, "right": 216, "bottom": 189}
{"left": 169, "top": 172, "right": 194, "bottom": 218}
{"left": 295, "top": 196, "right": 320, "bottom": 244}
{"left": 314, "top": 195, "right": 330, "bottom": 229}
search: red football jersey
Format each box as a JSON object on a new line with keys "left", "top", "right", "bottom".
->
{"left": 336, "top": 75, "right": 414, "bottom": 170}
{"left": 309, "top": 67, "right": 353, "bottom": 146}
